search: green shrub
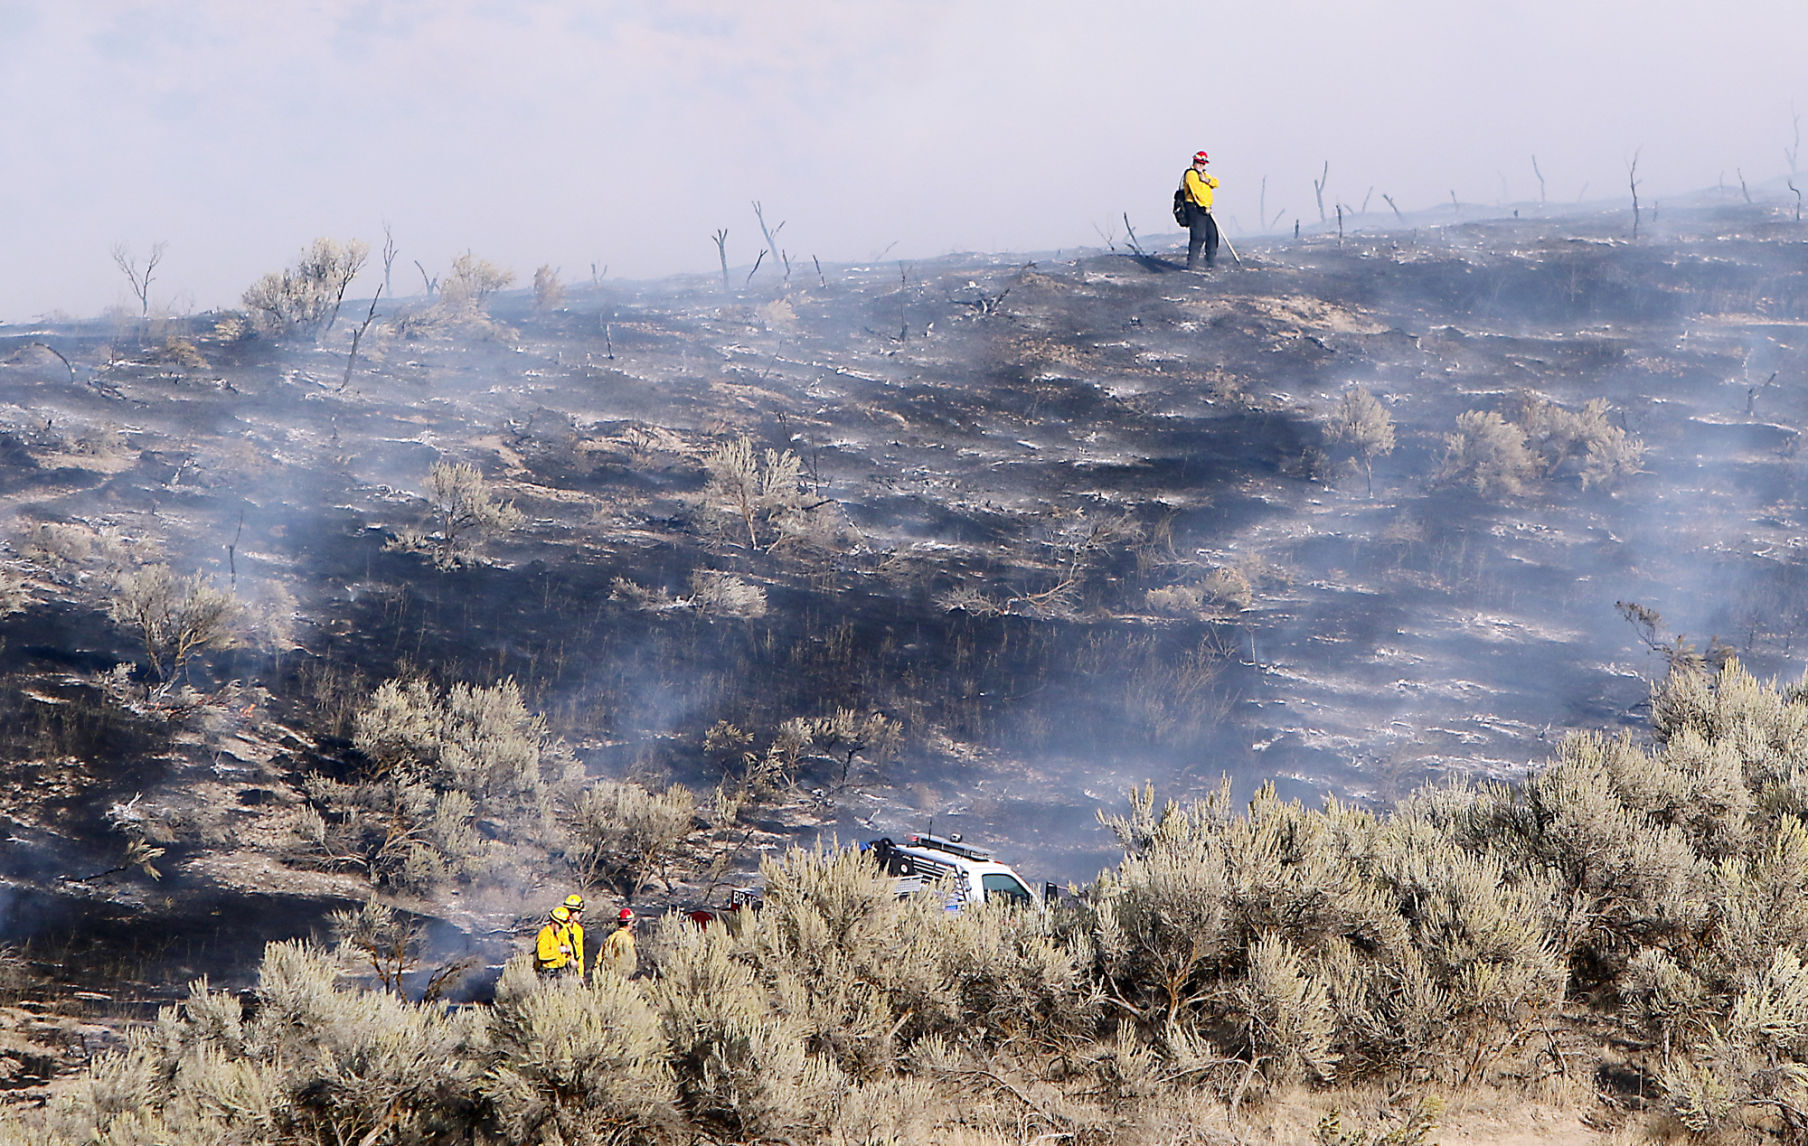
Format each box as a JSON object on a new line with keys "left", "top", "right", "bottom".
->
{"left": 1663, "top": 948, "right": 1808, "bottom": 1134}
{"left": 43, "top": 942, "right": 480, "bottom": 1145}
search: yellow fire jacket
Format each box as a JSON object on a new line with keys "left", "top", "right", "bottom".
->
{"left": 535, "top": 921, "right": 586, "bottom": 975}
{"left": 1184, "top": 168, "right": 1220, "bottom": 210}
{"left": 600, "top": 926, "right": 636, "bottom": 978}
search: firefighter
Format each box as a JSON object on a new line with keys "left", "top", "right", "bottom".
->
{"left": 560, "top": 893, "right": 587, "bottom": 980}
{"left": 1181, "top": 150, "right": 1221, "bottom": 270}
{"left": 599, "top": 906, "right": 637, "bottom": 979}
{"left": 534, "top": 905, "right": 577, "bottom": 976}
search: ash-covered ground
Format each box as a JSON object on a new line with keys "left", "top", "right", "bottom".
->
{"left": 0, "top": 200, "right": 1805, "bottom": 1014}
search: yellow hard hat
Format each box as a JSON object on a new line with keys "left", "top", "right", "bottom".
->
{"left": 563, "top": 894, "right": 585, "bottom": 911}
{"left": 551, "top": 905, "right": 571, "bottom": 923}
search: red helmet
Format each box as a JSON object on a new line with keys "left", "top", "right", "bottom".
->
{"left": 1193, "top": 151, "right": 1210, "bottom": 164}
{"left": 619, "top": 907, "right": 634, "bottom": 922}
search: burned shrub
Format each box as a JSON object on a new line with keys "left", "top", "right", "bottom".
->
{"left": 387, "top": 459, "right": 526, "bottom": 569}
{"left": 241, "top": 237, "right": 369, "bottom": 339}
{"left": 1325, "top": 385, "right": 1396, "bottom": 496}
{"left": 1435, "top": 410, "right": 1536, "bottom": 498}
{"left": 106, "top": 563, "right": 245, "bottom": 695}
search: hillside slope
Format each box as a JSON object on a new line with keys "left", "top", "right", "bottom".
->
{"left": 0, "top": 201, "right": 1802, "bottom": 1027}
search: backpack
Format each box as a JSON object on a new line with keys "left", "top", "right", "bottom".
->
{"left": 1172, "top": 183, "right": 1190, "bottom": 228}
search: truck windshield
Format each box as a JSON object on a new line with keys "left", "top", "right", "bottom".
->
{"left": 981, "top": 873, "right": 1031, "bottom": 905}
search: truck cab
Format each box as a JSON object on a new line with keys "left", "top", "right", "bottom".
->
{"left": 864, "top": 833, "right": 1051, "bottom": 909}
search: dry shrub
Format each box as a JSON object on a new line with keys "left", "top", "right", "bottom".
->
{"left": 1326, "top": 385, "right": 1396, "bottom": 495}
{"left": 567, "top": 779, "right": 698, "bottom": 894}
{"left": 387, "top": 459, "right": 526, "bottom": 569}
{"left": 296, "top": 676, "right": 576, "bottom": 890}
{"left": 1435, "top": 410, "right": 1536, "bottom": 497}
{"left": 484, "top": 956, "right": 679, "bottom": 1143}
{"left": 393, "top": 253, "right": 518, "bottom": 341}
{"left": 1517, "top": 393, "right": 1644, "bottom": 489}
{"left": 531, "top": 264, "right": 563, "bottom": 311}
{"left": 698, "top": 435, "right": 808, "bottom": 552}
{"left": 107, "top": 564, "right": 245, "bottom": 694}
{"left": 611, "top": 576, "right": 675, "bottom": 611}
{"left": 1146, "top": 566, "right": 1253, "bottom": 616}
{"left": 1438, "top": 397, "right": 1642, "bottom": 498}
{"left": 25, "top": 521, "right": 139, "bottom": 583}
{"left": 442, "top": 253, "right": 514, "bottom": 312}
{"left": 687, "top": 570, "right": 768, "bottom": 618}
{"left": 241, "top": 237, "right": 369, "bottom": 339}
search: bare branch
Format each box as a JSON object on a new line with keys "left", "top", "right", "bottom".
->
{"left": 1629, "top": 150, "right": 1644, "bottom": 238}
{"left": 712, "top": 228, "right": 730, "bottom": 293}
{"left": 340, "top": 283, "right": 384, "bottom": 391}
{"left": 111, "top": 241, "right": 167, "bottom": 318}
{"left": 381, "top": 222, "right": 398, "bottom": 296}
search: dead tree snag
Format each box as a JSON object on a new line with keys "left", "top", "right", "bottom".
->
{"left": 751, "top": 201, "right": 786, "bottom": 284}
{"left": 712, "top": 228, "right": 730, "bottom": 293}
{"left": 111, "top": 241, "right": 167, "bottom": 318}
{"left": 1629, "top": 151, "right": 1644, "bottom": 237}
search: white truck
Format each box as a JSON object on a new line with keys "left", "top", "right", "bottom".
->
{"left": 863, "top": 833, "right": 1055, "bottom": 910}
{"left": 687, "top": 833, "right": 1055, "bottom": 928}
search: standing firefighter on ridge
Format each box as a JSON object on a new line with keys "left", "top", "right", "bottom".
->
{"left": 1180, "top": 150, "right": 1221, "bottom": 270}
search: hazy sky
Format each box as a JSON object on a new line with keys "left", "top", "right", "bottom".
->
{"left": 3, "top": 0, "right": 1804, "bottom": 323}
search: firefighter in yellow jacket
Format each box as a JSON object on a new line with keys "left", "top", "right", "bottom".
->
{"left": 1181, "top": 150, "right": 1221, "bottom": 270}
{"left": 534, "top": 894, "right": 588, "bottom": 978}
{"left": 599, "top": 906, "right": 637, "bottom": 979}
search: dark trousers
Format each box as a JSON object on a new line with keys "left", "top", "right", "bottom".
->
{"left": 1186, "top": 205, "right": 1219, "bottom": 269}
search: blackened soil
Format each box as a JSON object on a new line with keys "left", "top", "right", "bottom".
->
{"left": 0, "top": 201, "right": 1804, "bottom": 993}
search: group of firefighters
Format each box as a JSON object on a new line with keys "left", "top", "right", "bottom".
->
{"left": 534, "top": 893, "right": 637, "bottom": 981}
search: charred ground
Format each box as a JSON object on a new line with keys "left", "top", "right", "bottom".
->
{"left": 0, "top": 200, "right": 1804, "bottom": 1027}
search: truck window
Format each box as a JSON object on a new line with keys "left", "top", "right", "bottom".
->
{"left": 981, "top": 873, "right": 1031, "bottom": 905}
